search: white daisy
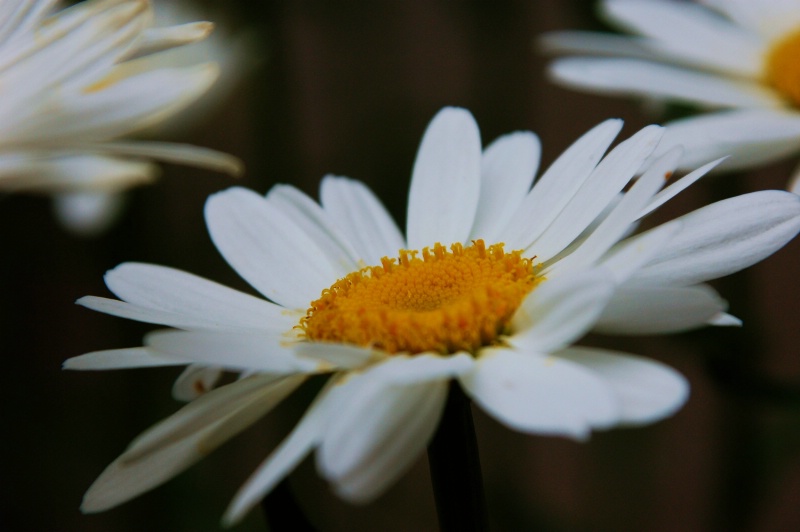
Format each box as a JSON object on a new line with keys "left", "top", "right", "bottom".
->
{"left": 65, "top": 107, "right": 800, "bottom": 525}
{"left": 0, "top": 0, "right": 242, "bottom": 233}
{"left": 543, "top": 0, "right": 800, "bottom": 177}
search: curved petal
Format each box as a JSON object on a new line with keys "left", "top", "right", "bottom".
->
{"left": 63, "top": 347, "right": 181, "bottom": 370}
{"left": 320, "top": 175, "right": 405, "bottom": 264}
{"left": 529, "top": 125, "right": 663, "bottom": 262}
{"left": 407, "top": 107, "right": 482, "bottom": 248}
{"left": 461, "top": 348, "right": 619, "bottom": 440}
{"left": 93, "top": 140, "right": 244, "bottom": 176}
{"left": 601, "top": 0, "right": 763, "bottom": 75}
{"left": 318, "top": 375, "right": 448, "bottom": 502}
{"left": 556, "top": 346, "right": 689, "bottom": 425}
{"left": 540, "top": 30, "right": 659, "bottom": 60}
{"left": 172, "top": 364, "right": 224, "bottom": 401}
{"left": 81, "top": 374, "right": 298, "bottom": 513}
{"left": 99, "top": 262, "right": 298, "bottom": 333}
{"left": 314, "top": 354, "right": 470, "bottom": 501}
{"left": 656, "top": 110, "right": 800, "bottom": 172}
{"left": 205, "top": 187, "right": 343, "bottom": 310}
{"left": 0, "top": 153, "right": 157, "bottom": 193}
{"left": 293, "top": 342, "right": 385, "bottom": 370}
{"left": 510, "top": 269, "right": 614, "bottom": 353}
{"left": 265, "top": 185, "right": 361, "bottom": 270}
{"left": 470, "top": 131, "right": 540, "bottom": 241}
{"left": 548, "top": 57, "right": 779, "bottom": 108}
{"left": 15, "top": 64, "right": 219, "bottom": 144}
{"left": 701, "top": 0, "right": 800, "bottom": 41}
{"left": 633, "top": 190, "right": 800, "bottom": 286}
{"left": 144, "top": 330, "right": 322, "bottom": 374}
{"left": 549, "top": 147, "right": 680, "bottom": 277}
{"left": 500, "top": 119, "right": 623, "bottom": 250}
{"left": 594, "top": 284, "right": 727, "bottom": 334}
{"left": 223, "top": 377, "right": 341, "bottom": 525}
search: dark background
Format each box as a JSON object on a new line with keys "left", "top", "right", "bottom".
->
{"left": 2, "top": 1, "right": 800, "bottom": 530}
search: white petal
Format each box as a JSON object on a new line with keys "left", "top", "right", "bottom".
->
{"left": 597, "top": 220, "right": 682, "bottom": 283}
{"left": 81, "top": 374, "right": 295, "bottom": 513}
{"left": 172, "top": 364, "right": 224, "bottom": 401}
{"left": 656, "top": 110, "right": 800, "bottom": 172}
{"left": 639, "top": 157, "right": 725, "bottom": 218}
{"left": 0, "top": 0, "right": 55, "bottom": 45}
{"left": 100, "top": 262, "right": 297, "bottom": 333}
{"left": 709, "top": 312, "right": 743, "bottom": 327}
{"left": 470, "top": 131, "right": 540, "bottom": 240}
{"left": 601, "top": 0, "right": 763, "bottom": 75}
{"left": 460, "top": 348, "right": 619, "bottom": 439}
{"left": 0, "top": 153, "right": 156, "bottom": 193}
{"left": 510, "top": 269, "right": 614, "bottom": 353}
{"left": 265, "top": 185, "right": 361, "bottom": 270}
{"left": 53, "top": 191, "right": 125, "bottom": 236}
{"left": 701, "top": 0, "right": 800, "bottom": 40}
{"left": 123, "top": 375, "right": 302, "bottom": 462}
{"left": 594, "top": 284, "right": 727, "bottom": 334}
{"left": 530, "top": 125, "right": 664, "bottom": 262}
{"left": 63, "top": 347, "right": 181, "bottom": 370}
{"left": 205, "top": 187, "right": 343, "bottom": 310}
{"left": 556, "top": 346, "right": 689, "bottom": 425}
{"left": 549, "top": 147, "right": 680, "bottom": 276}
{"left": 127, "top": 21, "right": 214, "bottom": 59}
{"left": 540, "top": 30, "right": 660, "bottom": 60}
{"left": 351, "top": 352, "right": 474, "bottom": 386}
{"left": 407, "top": 107, "right": 482, "bottom": 248}
{"left": 93, "top": 141, "right": 243, "bottom": 176}
{"left": 633, "top": 190, "right": 800, "bottom": 286}
{"left": 500, "top": 119, "right": 623, "bottom": 250}
{"left": 223, "top": 378, "right": 339, "bottom": 525}
{"left": 549, "top": 58, "right": 779, "bottom": 108}
{"left": 320, "top": 175, "right": 405, "bottom": 264}
{"left": 318, "top": 372, "right": 448, "bottom": 502}
{"left": 17, "top": 64, "right": 219, "bottom": 144}
{"left": 144, "top": 330, "right": 321, "bottom": 374}
{"left": 293, "top": 342, "right": 385, "bottom": 370}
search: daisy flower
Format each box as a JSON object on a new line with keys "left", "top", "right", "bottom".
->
{"left": 543, "top": 0, "right": 800, "bottom": 178}
{"left": 0, "top": 0, "right": 242, "bottom": 233}
{"left": 65, "top": 107, "right": 800, "bottom": 525}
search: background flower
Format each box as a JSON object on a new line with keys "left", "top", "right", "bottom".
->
{"left": 543, "top": 0, "right": 800, "bottom": 180}
{"left": 0, "top": 0, "right": 243, "bottom": 234}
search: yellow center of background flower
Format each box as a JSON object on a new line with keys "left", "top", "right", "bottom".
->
{"left": 301, "top": 240, "right": 541, "bottom": 355}
{"left": 766, "top": 29, "right": 800, "bottom": 106}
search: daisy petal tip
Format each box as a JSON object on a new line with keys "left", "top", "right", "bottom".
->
{"left": 709, "top": 312, "right": 743, "bottom": 327}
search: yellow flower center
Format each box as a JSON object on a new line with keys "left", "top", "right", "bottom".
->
{"left": 765, "top": 28, "right": 800, "bottom": 106}
{"left": 300, "top": 240, "right": 541, "bottom": 355}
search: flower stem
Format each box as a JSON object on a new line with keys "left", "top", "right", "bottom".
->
{"left": 427, "top": 380, "right": 489, "bottom": 531}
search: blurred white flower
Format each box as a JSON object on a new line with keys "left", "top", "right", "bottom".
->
{"left": 0, "top": 0, "right": 243, "bottom": 234}
{"left": 142, "top": 0, "right": 259, "bottom": 135}
{"left": 543, "top": 0, "right": 800, "bottom": 179}
{"left": 65, "top": 108, "right": 800, "bottom": 524}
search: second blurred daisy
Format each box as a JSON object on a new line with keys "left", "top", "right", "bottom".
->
{"left": 0, "top": 0, "right": 243, "bottom": 233}
{"left": 543, "top": 0, "right": 800, "bottom": 182}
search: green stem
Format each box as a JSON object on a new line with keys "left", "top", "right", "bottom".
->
{"left": 427, "top": 381, "right": 490, "bottom": 531}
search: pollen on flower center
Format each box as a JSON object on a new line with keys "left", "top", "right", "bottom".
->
{"left": 300, "top": 240, "right": 541, "bottom": 355}
{"left": 765, "top": 28, "right": 800, "bottom": 106}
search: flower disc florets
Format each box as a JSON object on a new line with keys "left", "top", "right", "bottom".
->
{"left": 300, "top": 239, "right": 541, "bottom": 355}
{"left": 766, "top": 29, "right": 800, "bottom": 106}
